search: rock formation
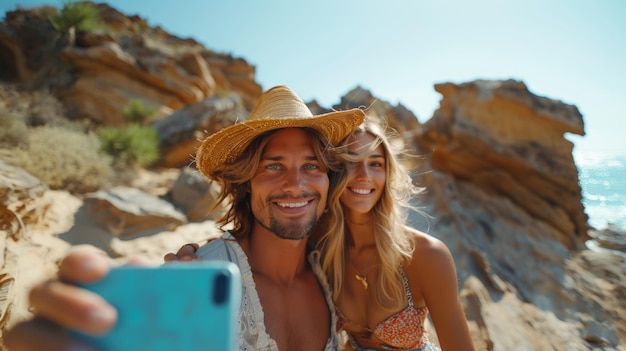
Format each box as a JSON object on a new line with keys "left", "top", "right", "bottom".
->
{"left": 0, "top": 3, "right": 623, "bottom": 350}
{"left": 0, "top": 3, "right": 262, "bottom": 125}
{"left": 409, "top": 80, "right": 623, "bottom": 349}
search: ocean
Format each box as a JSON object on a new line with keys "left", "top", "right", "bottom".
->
{"left": 575, "top": 151, "right": 626, "bottom": 230}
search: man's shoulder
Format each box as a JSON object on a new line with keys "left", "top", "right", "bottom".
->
{"left": 196, "top": 233, "right": 239, "bottom": 263}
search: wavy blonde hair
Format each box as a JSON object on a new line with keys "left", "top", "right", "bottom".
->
{"left": 316, "top": 118, "right": 426, "bottom": 310}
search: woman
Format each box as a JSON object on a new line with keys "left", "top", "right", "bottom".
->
{"left": 315, "top": 119, "right": 475, "bottom": 351}
{"left": 168, "top": 118, "right": 475, "bottom": 351}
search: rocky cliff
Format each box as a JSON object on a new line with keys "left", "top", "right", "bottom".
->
{"left": 0, "top": 3, "right": 624, "bottom": 350}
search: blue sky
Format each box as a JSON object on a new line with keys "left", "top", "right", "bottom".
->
{"left": 3, "top": 0, "right": 625, "bottom": 155}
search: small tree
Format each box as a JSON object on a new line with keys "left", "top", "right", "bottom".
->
{"left": 49, "top": 0, "right": 100, "bottom": 44}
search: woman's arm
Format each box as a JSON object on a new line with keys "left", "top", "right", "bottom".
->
{"left": 407, "top": 232, "right": 476, "bottom": 351}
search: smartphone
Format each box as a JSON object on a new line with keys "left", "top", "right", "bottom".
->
{"left": 72, "top": 261, "right": 242, "bottom": 351}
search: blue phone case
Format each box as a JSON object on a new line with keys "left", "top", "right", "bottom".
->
{"left": 72, "top": 261, "right": 242, "bottom": 351}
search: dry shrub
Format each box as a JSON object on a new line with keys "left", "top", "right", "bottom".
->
{"left": 0, "top": 107, "right": 29, "bottom": 148}
{"left": 0, "top": 126, "right": 115, "bottom": 194}
{"left": 0, "top": 84, "right": 69, "bottom": 127}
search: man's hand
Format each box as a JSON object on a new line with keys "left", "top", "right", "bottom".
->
{"left": 5, "top": 245, "right": 117, "bottom": 351}
{"left": 163, "top": 243, "right": 200, "bottom": 262}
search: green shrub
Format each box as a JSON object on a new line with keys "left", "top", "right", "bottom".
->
{"left": 0, "top": 126, "right": 115, "bottom": 193}
{"left": 49, "top": 0, "right": 100, "bottom": 33}
{"left": 122, "top": 99, "right": 157, "bottom": 124}
{"left": 98, "top": 124, "right": 160, "bottom": 167}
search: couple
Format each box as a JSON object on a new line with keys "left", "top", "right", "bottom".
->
{"left": 5, "top": 86, "right": 474, "bottom": 351}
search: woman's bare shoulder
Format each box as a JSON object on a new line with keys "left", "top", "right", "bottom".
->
{"left": 405, "top": 227, "right": 455, "bottom": 272}
{"left": 407, "top": 227, "right": 448, "bottom": 251}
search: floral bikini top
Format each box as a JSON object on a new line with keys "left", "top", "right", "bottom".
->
{"left": 336, "top": 269, "right": 433, "bottom": 351}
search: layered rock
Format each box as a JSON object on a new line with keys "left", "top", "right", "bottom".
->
{"left": 0, "top": 3, "right": 624, "bottom": 350}
{"left": 411, "top": 80, "right": 623, "bottom": 349}
{"left": 0, "top": 3, "right": 262, "bottom": 127}
{"left": 417, "top": 79, "right": 588, "bottom": 244}
{"left": 153, "top": 92, "right": 248, "bottom": 167}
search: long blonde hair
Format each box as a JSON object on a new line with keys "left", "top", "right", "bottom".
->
{"left": 317, "top": 118, "right": 425, "bottom": 310}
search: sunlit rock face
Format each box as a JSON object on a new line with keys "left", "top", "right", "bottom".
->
{"left": 1, "top": 2, "right": 623, "bottom": 348}
{"left": 418, "top": 79, "right": 587, "bottom": 243}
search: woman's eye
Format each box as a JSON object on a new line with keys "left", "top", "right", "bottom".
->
{"left": 266, "top": 164, "right": 281, "bottom": 170}
{"left": 304, "top": 164, "right": 319, "bottom": 170}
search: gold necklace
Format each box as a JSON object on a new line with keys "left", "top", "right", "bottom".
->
{"left": 345, "top": 218, "right": 372, "bottom": 226}
{"left": 349, "top": 254, "right": 377, "bottom": 290}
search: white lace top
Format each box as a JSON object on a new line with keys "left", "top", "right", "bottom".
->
{"left": 196, "top": 232, "right": 339, "bottom": 351}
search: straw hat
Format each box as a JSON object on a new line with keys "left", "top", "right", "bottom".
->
{"left": 196, "top": 85, "right": 365, "bottom": 177}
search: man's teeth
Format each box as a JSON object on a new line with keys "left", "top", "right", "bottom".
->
{"left": 351, "top": 188, "right": 372, "bottom": 195}
{"left": 277, "top": 201, "right": 308, "bottom": 208}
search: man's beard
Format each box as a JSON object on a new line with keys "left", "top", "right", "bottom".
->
{"left": 254, "top": 212, "right": 319, "bottom": 241}
{"left": 268, "top": 215, "right": 318, "bottom": 240}
{"left": 260, "top": 193, "right": 322, "bottom": 240}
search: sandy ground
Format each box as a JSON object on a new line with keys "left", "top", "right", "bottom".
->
{"left": 3, "top": 188, "right": 221, "bottom": 331}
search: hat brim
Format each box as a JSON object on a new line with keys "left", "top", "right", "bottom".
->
{"left": 196, "top": 108, "right": 365, "bottom": 177}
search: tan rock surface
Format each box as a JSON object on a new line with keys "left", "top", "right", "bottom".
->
{"left": 0, "top": 3, "right": 624, "bottom": 350}
{"left": 0, "top": 171, "right": 221, "bottom": 337}
{"left": 409, "top": 80, "right": 624, "bottom": 350}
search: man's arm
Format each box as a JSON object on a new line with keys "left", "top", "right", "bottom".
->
{"left": 4, "top": 245, "right": 121, "bottom": 351}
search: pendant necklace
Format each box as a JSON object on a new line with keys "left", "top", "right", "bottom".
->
{"left": 349, "top": 254, "right": 377, "bottom": 290}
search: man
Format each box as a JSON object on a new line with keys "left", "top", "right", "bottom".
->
{"left": 4, "top": 86, "right": 365, "bottom": 351}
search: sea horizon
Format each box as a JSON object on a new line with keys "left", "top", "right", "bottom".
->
{"left": 574, "top": 150, "right": 626, "bottom": 231}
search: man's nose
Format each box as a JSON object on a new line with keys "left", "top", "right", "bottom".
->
{"left": 283, "top": 168, "right": 305, "bottom": 191}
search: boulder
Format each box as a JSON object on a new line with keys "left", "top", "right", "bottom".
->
{"left": 83, "top": 186, "right": 187, "bottom": 236}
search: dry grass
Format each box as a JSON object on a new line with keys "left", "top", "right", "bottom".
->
{"left": 0, "top": 126, "right": 115, "bottom": 194}
{"left": 0, "top": 84, "right": 124, "bottom": 194}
